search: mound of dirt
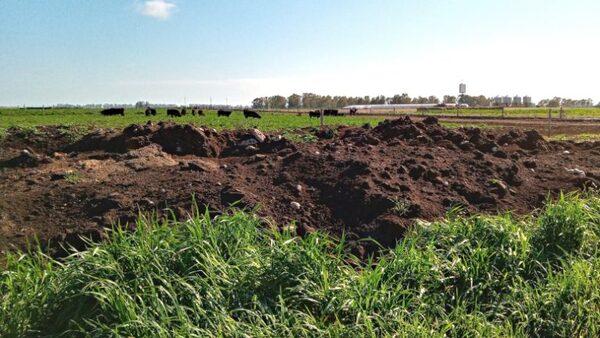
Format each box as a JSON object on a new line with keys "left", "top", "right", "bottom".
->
{"left": 1, "top": 118, "right": 598, "bottom": 257}
{"left": 66, "top": 122, "right": 294, "bottom": 158}
{"left": 0, "top": 126, "right": 86, "bottom": 163}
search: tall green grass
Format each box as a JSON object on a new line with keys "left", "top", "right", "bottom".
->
{"left": 1, "top": 193, "right": 599, "bottom": 337}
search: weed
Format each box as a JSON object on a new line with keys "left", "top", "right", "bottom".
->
{"left": 0, "top": 193, "right": 598, "bottom": 336}
{"left": 57, "top": 125, "right": 87, "bottom": 143}
{"left": 281, "top": 131, "right": 318, "bottom": 143}
{"left": 64, "top": 171, "right": 82, "bottom": 184}
{"left": 390, "top": 197, "right": 411, "bottom": 216}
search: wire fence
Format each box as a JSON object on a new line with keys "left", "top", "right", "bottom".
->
{"left": 261, "top": 107, "right": 600, "bottom": 121}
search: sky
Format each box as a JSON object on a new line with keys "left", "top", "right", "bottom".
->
{"left": 0, "top": 0, "right": 599, "bottom": 106}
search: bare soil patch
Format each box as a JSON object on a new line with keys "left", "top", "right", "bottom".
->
{"left": 1, "top": 118, "right": 598, "bottom": 256}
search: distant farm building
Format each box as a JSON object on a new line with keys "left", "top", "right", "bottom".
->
{"left": 512, "top": 96, "right": 522, "bottom": 106}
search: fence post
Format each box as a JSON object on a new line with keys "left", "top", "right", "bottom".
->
{"left": 548, "top": 109, "right": 552, "bottom": 120}
{"left": 501, "top": 107, "right": 505, "bottom": 118}
{"left": 559, "top": 106, "right": 564, "bottom": 120}
{"left": 320, "top": 110, "right": 324, "bottom": 128}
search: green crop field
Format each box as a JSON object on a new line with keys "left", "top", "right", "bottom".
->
{"left": 1, "top": 107, "right": 598, "bottom": 142}
{"left": 0, "top": 108, "right": 386, "bottom": 132}
{"left": 414, "top": 107, "right": 600, "bottom": 119}
{"left": 1, "top": 193, "right": 599, "bottom": 336}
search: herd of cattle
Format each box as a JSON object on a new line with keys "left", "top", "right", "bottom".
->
{"left": 99, "top": 107, "right": 358, "bottom": 118}
{"left": 306, "top": 108, "right": 357, "bottom": 118}
{"left": 99, "top": 107, "right": 263, "bottom": 118}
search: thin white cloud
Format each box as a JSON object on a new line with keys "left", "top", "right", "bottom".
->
{"left": 138, "top": 0, "right": 176, "bottom": 20}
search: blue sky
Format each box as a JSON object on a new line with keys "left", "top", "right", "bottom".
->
{"left": 1, "top": 0, "right": 599, "bottom": 105}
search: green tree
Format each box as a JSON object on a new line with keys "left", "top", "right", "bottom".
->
{"left": 302, "top": 93, "right": 319, "bottom": 108}
{"left": 252, "top": 97, "right": 267, "bottom": 109}
{"left": 287, "top": 94, "right": 301, "bottom": 108}
{"left": 412, "top": 96, "right": 429, "bottom": 104}
{"left": 333, "top": 96, "right": 348, "bottom": 108}
{"left": 443, "top": 95, "right": 456, "bottom": 104}
{"left": 390, "top": 93, "right": 411, "bottom": 104}
{"left": 427, "top": 96, "right": 440, "bottom": 104}
{"left": 268, "top": 95, "right": 287, "bottom": 109}
{"left": 370, "top": 95, "right": 386, "bottom": 104}
{"left": 547, "top": 97, "right": 562, "bottom": 107}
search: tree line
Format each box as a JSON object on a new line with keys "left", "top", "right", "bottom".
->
{"left": 251, "top": 93, "right": 452, "bottom": 109}
{"left": 252, "top": 93, "right": 597, "bottom": 109}
{"left": 536, "top": 97, "right": 595, "bottom": 108}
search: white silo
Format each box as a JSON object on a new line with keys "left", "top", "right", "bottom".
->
{"left": 513, "top": 96, "right": 522, "bottom": 106}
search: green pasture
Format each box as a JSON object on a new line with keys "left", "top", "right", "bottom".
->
{"left": 415, "top": 107, "right": 600, "bottom": 119}
{"left": 1, "top": 108, "right": 598, "bottom": 142}
{"left": 0, "top": 108, "right": 384, "bottom": 132}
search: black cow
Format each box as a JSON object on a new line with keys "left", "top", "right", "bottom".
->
{"left": 145, "top": 107, "right": 157, "bottom": 116}
{"left": 323, "top": 109, "right": 339, "bottom": 116}
{"left": 218, "top": 109, "right": 232, "bottom": 117}
{"left": 308, "top": 110, "right": 321, "bottom": 118}
{"left": 243, "top": 109, "right": 261, "bottom": 119}
{"left": 181, "top": 108, "right": 187, "bottom": 116}
{"left": 349, "top": 108, "right": 358, "bottom": 115}
{"left": 100, "top": 108, "right": 125, "bottom": 116}
{"left": 191, "top": 108, "right": 204, "bottom": 116}
{"left": 167, "top": 109, "right": 182, "bottom": 117}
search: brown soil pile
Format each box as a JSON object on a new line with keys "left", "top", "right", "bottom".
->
{"left": 1, "top": 118, "right": 598, "bottom": 256}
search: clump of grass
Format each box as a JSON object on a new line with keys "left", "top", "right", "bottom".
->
{"left": 531, "top": 193, "right": 600, "bottom": 264}
{"left": 64, "top": 171, "right": 82, "bottom": 184}
{"left": 1, "top": 193, "right": 599, "bottom": 336}
{"left": 390, "top": 197, "right": 411, "bottom": 216}
{"left": 281, "top": 130, "right": 318, "bottom": 143}
{"left": 56, "top": 125, "right": 88, "bottom": 143}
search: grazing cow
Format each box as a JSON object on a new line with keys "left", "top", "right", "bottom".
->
{"left": 349, "top": 107, "right": 358, "bottom": 115}
{"left": 167, "top": 109, "right": 182, "bottom": 117}
{"left": 218, "top": 109, "right": 232, "bottom": 117}
{"left": 196, "top": 109, "right": 205, "bottom": 116}
{"left": 100, "top": 108, "right": 125, "bottom": 116}
{"left": 243, "top": 109, "right": 261, "bottom": 119}
{"left": 308, "top": 110, "right": 321, "bottom": 118}
{"left": 145, "top": 107, "right": 157, "bottom": 116}
{"left": 191, "top": 109, "right": 196, "bottom": 116}
{"left": 323, "top": 109, "right": 339, "bottom": 116}
{"left": 181, "top": 108, "right": 187, "bottom": 116}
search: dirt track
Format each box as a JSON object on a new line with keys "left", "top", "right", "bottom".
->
{"left": 410, "top": 115, "right": 600, "bottom": 136}
{"left": 0, "top": 117, "right": 598, "bottom": 256}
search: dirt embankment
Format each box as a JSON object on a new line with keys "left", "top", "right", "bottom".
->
{"left": 1, "top": 118, "right": 598, "bottom": 256}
